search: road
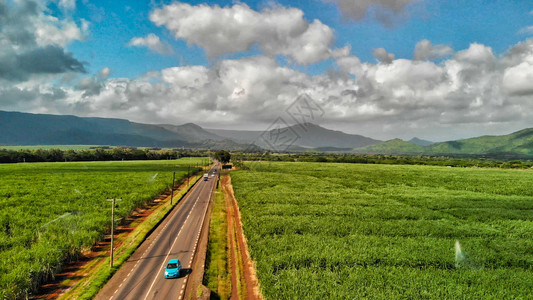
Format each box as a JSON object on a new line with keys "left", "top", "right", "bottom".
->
{"left": 95, "top": 165, "right": 218, "bottom": 300}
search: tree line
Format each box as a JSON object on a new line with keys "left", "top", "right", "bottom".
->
{"left": 231, "top": 152, "right": 533, "bottom": 169}
{"left": 0, "top": 147, "right": 211, "bottom": 163}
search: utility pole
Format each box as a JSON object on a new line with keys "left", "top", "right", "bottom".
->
{"left": 108, "top": 198, "right": 122, "bottom": 267}
{"left": 171, "top": 172, "right": 175, "bottom": 205}
{"left": 187, "top": 165, "right": 190, "bottom": 187}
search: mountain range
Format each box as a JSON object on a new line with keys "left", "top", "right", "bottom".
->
{"left": 207, "top": 123, "right": 380, "bottom": 150}
{"left": 1, "top": 110, "right": 533, "bottom": 159}
{"left": 354, "top": 129, "right": 533, "bottom": 159}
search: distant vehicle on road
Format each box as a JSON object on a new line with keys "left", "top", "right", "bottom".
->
{"left": 203, "top": 173, "right": 209, "bottom": 181}
{"left": 164, "top": 259, "right": 181, "bottom": 279}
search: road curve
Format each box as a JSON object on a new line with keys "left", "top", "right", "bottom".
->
{"left": 95, "top": 165, "right": 218, "bottom": 300}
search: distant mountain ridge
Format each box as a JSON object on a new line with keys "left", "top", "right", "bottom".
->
{"left": 1, "top": 110, "right": 533, "bottom": 158}
{"left": 207, "top": 122, "right": 381, "bottom": 149}
{"left": 355, "top": 129, "right": 533, "bottom": 159}
{"left": 408, "top": 137, "right": 433, "bottom": 146}
{"left": 425, "top": 128, "right": 533, "bottom": 157}
{"left": 0, "top": 110, "right": 235, "bottom": 149}
{"left": 354, "top": 139, "right": 425, "bottom": 154}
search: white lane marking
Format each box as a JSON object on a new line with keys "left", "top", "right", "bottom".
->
{"left": 179, "top": 178, "right": 214, "bottom": 297}
{"left": 112, "top": 180, "right": 206, "bottom": 297}
{"left": 145, "top": 168, "right": 215, "bottom": 300}
{"left": 143, "top": 194, "right": 203, "bottom": 300}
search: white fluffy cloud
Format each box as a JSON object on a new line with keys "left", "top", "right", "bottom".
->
{"left": 27, "top": 38, "right": 528, "bottom": 140}
{"left": 150, "top": 2, "right": 334, "bottom": 64}
{"left": 414, "top": 40, "right": 453, "bottom": 60}
{"left": 325, "top": 0, "right": 419, "bottom": 27}
{"left": 98, "top": 67, "right": 110, "bottom": 79}
{"left": 128, "top": 33, "right": 174, "bottom": 55}
{"left": 503, "top": 60, "right": 533, "bottom": 96}
{"left": 3, "top": 1, "right": 533, "bottom": 142}
{"left": 58, "top": 0, "right": 76, "bottom": 11}
{"left": 6, "top": 38, "right": 533, "bottom": 141}
{"left": 0, "top": 0, "right": 87, "bottom": 82}
{"left": 372, "top": 48, "right": 395, "bottom": 64}
{"left": 330, "top": 40, "right": 533, "bottom": 137}
{"left": 519, "top": 26, "right": 533, "bottom": 35}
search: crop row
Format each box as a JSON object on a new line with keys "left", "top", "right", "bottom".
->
{"left": 0, "top": 158, "right": 204, "bottom": 299}
{"left": 231, "top": 162, "right": 533, "bottom": 299}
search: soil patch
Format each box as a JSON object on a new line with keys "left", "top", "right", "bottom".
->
{"left": 222, "top": 175, "right": 262, "bottom": 300}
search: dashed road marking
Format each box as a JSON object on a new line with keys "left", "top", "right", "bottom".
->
{"left": 143, "top": 194, "right": 204, "bottom": 300}
{"left": 109, "top": 168, "right": 217, "bottom": 300}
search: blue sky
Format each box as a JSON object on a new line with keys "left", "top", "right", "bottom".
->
{"left": 63, "top": 0, "right": 533, "bottom": 78}
{"left": 2, "top": 0, "right": 533, "bottom": 141}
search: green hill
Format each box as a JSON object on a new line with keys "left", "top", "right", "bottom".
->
{"left": 354, "top": 139, "right": 426, "bottom": 154}
{"left": 426, "top": 128, "right": 533, "bottom": 157}
{"left": 354, "top": 129, "right": 533, "bottom": 159}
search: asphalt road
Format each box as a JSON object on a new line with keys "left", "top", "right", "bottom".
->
{"left": 95, "top": 165, "right": 218, "bottom": 300}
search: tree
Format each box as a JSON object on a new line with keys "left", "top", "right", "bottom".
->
{"left": 214, "top": 150, "right": 231, "bottom": 164}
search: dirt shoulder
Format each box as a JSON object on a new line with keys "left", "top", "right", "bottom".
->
{"left": 221, "top": 174, "right": 262, "bottom": 300}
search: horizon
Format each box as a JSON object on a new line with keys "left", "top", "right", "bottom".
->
{"left": 1, "top": 1, "right": 533, "bottom": 141}
{"left": 3, "top": 108, "right": 530, "bottom": 144}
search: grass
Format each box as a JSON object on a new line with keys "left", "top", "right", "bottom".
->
{"left": 0, "top": 158, "right": 206, "bottom": 299}
{"left": 61, "top": 173, "right": 203, "bottom": 300}
{"left": 231, "top": 162, "right": 533, "bottom": 299}
{"left": 204, "top": 175, "right": 231, "bottom": 299}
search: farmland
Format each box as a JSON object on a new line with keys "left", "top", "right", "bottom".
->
{"left": 0, "top": 158, "right": 204, "bottom": 299}
{"left": 231, "top": 162, "right": 533, "bottom": 299}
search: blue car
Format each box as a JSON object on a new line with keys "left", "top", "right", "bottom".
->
{"left": 164, "top": 259, "right": 181, "bottom": 279}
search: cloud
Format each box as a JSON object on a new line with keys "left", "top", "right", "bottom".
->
{"left": 98, "top": 67, "right": 110, "bottom": 79}
{"left": 160, "top": 66, "right": 208, "bottom": 88}
{"left": 3, "top": 2, "right": 533, "bottom": 141}
{"left": 519, "top": 25, "right": 533, "bottom": 35}
{"left": 7, "top": 37, "right": 533, "bottom": 141}
{"left": 58, "top": 0, "right": 76, "bottom": 11}
{"left": 414, "top": 39, "right": 453, "bottom": 60}
{"left": 34, "top": 17, "right": 87, "bottom": 47}
{"left": 128, "top": 33, "right": 174, "bottom": 55}
{"left": 75, "top": 77, "right": 102, "bottom": 98}
{"left": 0, "top": 46, "right": 86, "bottom": 81}
{"left": 503, "top": 60, "right": 533, "bottom": 95}
{"left": 372, "top": 48, "right": 395, "bottom": 64}
{"left": 74, "top": 67, "right": 113, "bottom": 98}
{"left": 0, "top": 85, "right": 68, "bottom": 114}
{"left": 325, "top": 0, "right": 419, "bottom": 27}
{"left": 502, "top": 41, "right": 533, "bottom": 96}
{"left": 150, "top": 2, "right": 333, "bottom": 64}
{"left": 0, "top": 0, "right": 86, "bottom": 82}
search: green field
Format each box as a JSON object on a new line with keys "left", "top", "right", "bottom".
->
{"left": 231, "top": 162, "right": 533, "bottom": 299}
{"left": 0, "top": 158, "right": 204, "bottom": 299}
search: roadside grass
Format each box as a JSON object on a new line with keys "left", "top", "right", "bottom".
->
{"left": 59, "top": 174, "right": 203, "bottom": 300}
{"left": 0, "top": 158, "right": 207, "bottom": 299}
{"left": 204, "top": 176, "right": 231, "bottom": 300}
